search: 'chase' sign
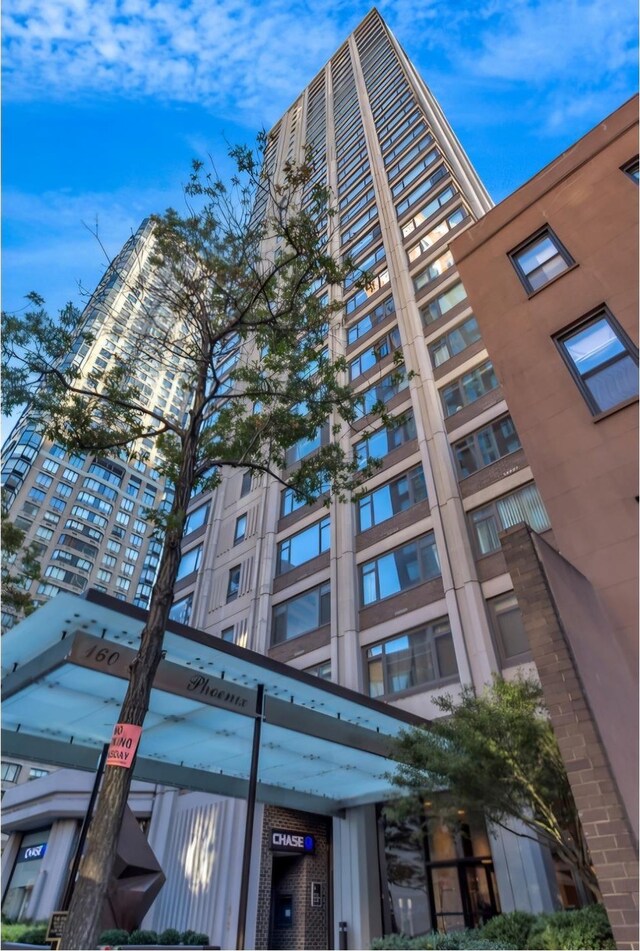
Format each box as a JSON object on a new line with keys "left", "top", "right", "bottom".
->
{"left": 270, "top": 829, "right": 315, "bottom": 854}
{"left": 19, "top": 843, "right": 47, "bottom": 862}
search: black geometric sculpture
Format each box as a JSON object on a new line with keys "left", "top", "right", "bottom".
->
{"left": 99, "top": 806, "right": 166, "bottom": 933}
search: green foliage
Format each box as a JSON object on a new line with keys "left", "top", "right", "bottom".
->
{"left": 16, "top": 923, "right": 49, "bottom": 944}
{"left": 128, "top": 929, "right": 158, "bottom": 944}
{"left": 389, "top": 675, "right": 598, "bottom": 898}
{"left": 526, "top": 904, "right": 614, "bottom": 950}
{"left": 158, "top": 928, "right": 182, "bottom": 945}
{"left": 0, "top": 920, "right": 47, "bottom": 943}
{"left": 179, "top": 930, "right": 210, "bottom": 945}
{"left": 479, "top": 911, "right": 537, "bottom": 949}
{"left": 1, "top": 503, "right": 41, "bottom": 626}
{"left": 370, "top": 907, "right": 614, "bottom": 951}
{"left": 182, "top": 932, "right": 210, "bottom": 945}
{"left": 370, "top": 930, "right": 507, "bottom": 949}
{"left": 97, "top": 927, "right": 130, "bottom": 945}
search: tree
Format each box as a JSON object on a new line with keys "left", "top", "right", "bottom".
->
{"left": 2, "top": 140, "right": 388, "bottom": 949}
{"left": 1, "top": 502, "right": 41, "bottom": 627}
{"left": 389, "top": 675, "right": 600, "bottom": 902}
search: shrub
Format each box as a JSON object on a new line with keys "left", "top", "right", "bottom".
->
{"left": 479, "top": 910, "right": 537, "bottom": 949}
{"left": 18, "top": 924, "right": 49, "bottom": 944}
{"left": 98, "top": 927, "right": 130, "bottom": 946}
{"left": 183, "top": 932, "right": 210, "bottom": 946}
{"left": 159, "top": 928, "right": 182, "bottom": 945}
{"left": 528, "top": 904, "right": 615, "bottom": 950}
{"left": 128, "top": 929, "right": 159, "bottom": 945}
{"left": 370, "top": 931, "right": 507, "bottom": 950}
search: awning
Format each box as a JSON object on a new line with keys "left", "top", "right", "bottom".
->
{"left": 2, "top": 590, "right": 428, "bottom": 816}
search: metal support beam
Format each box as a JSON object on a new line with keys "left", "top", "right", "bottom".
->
{"left": 60, "top": 743, "right": 109, "bottom": 910}
{"left": 236, "top": 683, "right": 264, "bottom": 951}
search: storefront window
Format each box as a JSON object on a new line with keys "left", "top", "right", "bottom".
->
{"left": 379, "top": 806, "right": 499, "bottom": 936}
{"left": 2, "top": 828, "right": 51, "bottom": 921}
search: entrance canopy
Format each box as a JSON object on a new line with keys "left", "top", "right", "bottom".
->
{"left": 2, "top": 591, "right": 427, "bottom": 816}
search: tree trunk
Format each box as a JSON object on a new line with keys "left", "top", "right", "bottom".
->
{"left": 61, "top": 430, "right": 199, "bottom": 950}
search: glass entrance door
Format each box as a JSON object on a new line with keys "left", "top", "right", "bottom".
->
{"left": 429, "top": 860, "right": 499, "bottom": 932}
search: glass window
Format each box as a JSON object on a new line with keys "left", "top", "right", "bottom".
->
{"left": 241, "top": 470, "right": 253, "bottom": 496}
{"left": 183, "top": 503, "right": 209, "bottom": 536}
{"left": 386, "top": 131, "right": 433, "bottom": 179}
{"left": 29, "top": 768, "right": 49, "bottom": 780}
{"left": 76, "top": 491, "right": 112, "bottom": 515}
{"left": 366, "top": 619, "right": 457, "bottom": 697}
{"left": 355, "top": 366, "right": 409, "bottom": 420}
{"left": 407, "top": 208, "right": 466, "bottom": 262}
{"left": 349, "top": 327, "right": 401, "bottom": 381}
{"left": 82, "top": 477, "right": 118, "bottom": 501}
{"left": 420, "top": 281, "right": 467, "bottom": 325}
{"left": 355, "top": 412, "right": 417, "bottom": 468}
{"left": 413, "top": 250, "right": 455, "bottom": 292}
{"left": 272, "top": 582, "right": 331, "bottom": 644}
{"left": 555, "top": 311, "right": 638, "bottom": 414}
{"left": 510, "top": 228, "right": 573, "bottom": 293}
{"left": 440, "top": 360, "right": 499, "bottom": 417}
{"left": 177, "top": 545, "right": 202, "bottom": 580}
{"left": 428, "top": 317, "right": 482, "bottom": 369}
{"left": 396, "top": 165, "right": 447, "bottom": 217}
{"left": 360, "top": 533, "right": 440, "bottom": 606}
{"left": 227, "top": 565, "right": 241, "bottom": 601}
{"left": 306, "top": 660, "right": 332, "bottom": 680}
{"left": 391, "top": 148, "right": 439, "bottom": 197}
{"left": 344, "top": 244, "right": 386, "bottom": 290}
{"left": 622, "top": 157, "right": 639, "bottom": 182}
{"left": 1, "top": 762, "right": 21, "bottom": 782}
{"left": 276, "top": 517, "right": 330, "bottom": 574}
{"left": 88, "top": 460, "right": 124, "bottom": 486}
{"left": 470, "top": 483, "right": 550, "bottom": 556}
{"left": 454, "top": 416, "right": 521, "bottom": 479}
{"left": 347, "top": 296, "right": 396, "bottom": 345}
{"left": 358, "top": 466, "right": 427, "bottom": 532}
{"left": 285, "top": 422, "right": 328, "bottom": 466}
{"left": 488, "top": 593, "right": 530, "bottom": 664}
{"left": 234, "top": 514, "right": 247, "bottom": 543}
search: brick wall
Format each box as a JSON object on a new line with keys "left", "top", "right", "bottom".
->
{"left": 255, "top": 805, "right": 331, "bottom": 950}
{"left": 500, "top": 524, "right": 639, "bottom": 950}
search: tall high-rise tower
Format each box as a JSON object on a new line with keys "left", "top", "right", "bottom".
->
{"left": 1, "top": 11, "right": 564, "bottom": 947}
{"left": 1, "top": 219, "right": 188, "bottom": 629}
{"left": 152, "top": 10, "right": 559, "bottom": 945}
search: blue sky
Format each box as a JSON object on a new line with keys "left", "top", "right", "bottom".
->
{"left": 3, "top": 0, "right": 638, "bottom": 322}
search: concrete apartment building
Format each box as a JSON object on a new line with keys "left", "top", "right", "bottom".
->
{"left": 450, "top": 97, "right": 639, "bottom": 947}
{"left": 3, "top": 11, "right": 635, "bottom": 950}
{"left": 2, "top": 218, "right": 190, "bottom": 627}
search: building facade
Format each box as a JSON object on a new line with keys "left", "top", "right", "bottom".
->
{"left": 450, "top": 97, "right": 639, "bottom": 948}
{"left": 2, "top": 218, "right": 188, "bottom": 628}
{"left": 2, "top": 10, "right": 606, "bottom": 949}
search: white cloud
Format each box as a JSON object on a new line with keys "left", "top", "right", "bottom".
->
{"left": 3, "top": 0, "right": 636, "bottom": 133}
{"left": 2, "top": 0, "right": 352, "bottom": 124}
{"left": 471, "top": 0, "right": 637, "bottom": 84}
{"left": 3, "top": 185, "right": 178, "bottom": 313}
